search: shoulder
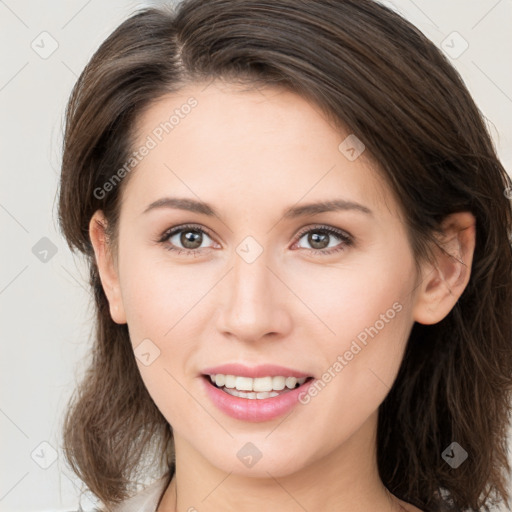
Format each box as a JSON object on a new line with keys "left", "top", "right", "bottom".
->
{"left": 77, "top": 475, "right": 170, "bottom": 512}
{"left": 112, "top": 475, "right": 169, "bottom": 512}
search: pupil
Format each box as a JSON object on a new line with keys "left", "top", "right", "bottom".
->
{"left": 309, "top": 232, "right": 329, "bottom": 249}
{"left": 181, "top": 230, "right": 202, "bottom": 249}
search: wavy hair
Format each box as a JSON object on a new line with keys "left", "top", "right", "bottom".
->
{"left": 57, "top": 1, "right": 512, "bottom": 510}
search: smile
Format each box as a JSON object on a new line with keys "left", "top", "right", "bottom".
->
{"left": 207, "top": 374, "right": 309, "bottom": 399}
{"left": 201, "top": 368, "right": 315, "bottom": 422}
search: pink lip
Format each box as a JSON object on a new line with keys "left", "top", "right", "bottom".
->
{"left": 201, "top": 375, "right": 314, "bottom": 422}
{"left": 201, "top": 363, "right": 311, "bottom": 379}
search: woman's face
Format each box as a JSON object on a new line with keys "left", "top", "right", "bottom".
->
{"left": 96, "top": 80, "right": 425, "bottom": 477}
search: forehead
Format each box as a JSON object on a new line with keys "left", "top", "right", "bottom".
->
{"left": 124, "top": 80, "right": 399, "bottom": 220}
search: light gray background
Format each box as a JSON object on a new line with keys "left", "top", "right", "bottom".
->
{"left": 1, "top": 0, "right": 511, "bottom": 510}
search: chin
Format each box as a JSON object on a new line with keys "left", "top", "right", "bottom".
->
{"left": 194, "top": 434, "right": 318, "bottom": 479}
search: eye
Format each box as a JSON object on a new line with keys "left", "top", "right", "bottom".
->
{"left": 293, "top": 225, "right": 353, "bottom": 255}
{"left": 158, "top": 224, "right": 217, "bottom": 255}
{"left": 157, "top": 223, "right": 354, "bottom": 257}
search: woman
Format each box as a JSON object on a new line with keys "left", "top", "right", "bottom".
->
{"left": 57, "top": 1, "right": 512, "bottom": 511}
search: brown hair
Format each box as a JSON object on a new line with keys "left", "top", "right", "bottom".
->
{"left": 57, "top": 1, "right": 512, "bottom": 510}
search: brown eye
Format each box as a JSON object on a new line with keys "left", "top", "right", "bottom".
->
{"left": 160, "top": 224, "right": 216, "bottom": 254}
{"left": 176, "top": 229, "right": 204, "bottom": 249}
{"left": 294, "top": 226, "right": 353, "bottom": 255}
{"left": 306, "top": 231, "right": 330, "bottom": 250}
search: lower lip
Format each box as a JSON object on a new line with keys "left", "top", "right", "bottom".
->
{"left": 201, "top": 376, "right": 314, "bottom": 422}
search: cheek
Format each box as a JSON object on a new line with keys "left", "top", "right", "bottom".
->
{"left": 118, "top": 250, "right": 204, "bottom": 342}
{"left": 295, "top": 251, "right": 415, "bottom": 411}
{"left": 289, "top": 251, "right": 414, "bottom": 349}
{"left": 338, "top": 263, "right": 414, "bottom": 378}
{"left": 117, "top": 251, "right": 208, "bottom": 422}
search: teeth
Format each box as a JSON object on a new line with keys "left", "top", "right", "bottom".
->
{"left": 224, "top": 374, "right": 237, "bottom": 388}
{"left": 272, "top": 376, "right": 286, "bottom": 390}
{"left": 285, "top": 377, "right": 297, "bottom": 389}
{"left": 253, "top": 376, "right": 272, "bottom": 392}
{"left": 236, "top": 376, "right": 253, "bottom": 391}
{"left": 208, "top": 374, "right": 307, "bottom": 392}
{"left": 224, "top": 388, "right": 280, "bottom": 399}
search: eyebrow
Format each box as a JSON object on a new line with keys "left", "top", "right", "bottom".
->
{"left": 142, "top": 197, "right": 373, "bottom": 218}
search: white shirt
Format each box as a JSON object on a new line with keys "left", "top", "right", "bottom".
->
{"left": 110, "top": 475, "right": 169, "bottom": 512}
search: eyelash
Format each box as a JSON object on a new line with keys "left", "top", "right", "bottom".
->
{"left": 157, "top": 223, "right": 354, "bottom": 257}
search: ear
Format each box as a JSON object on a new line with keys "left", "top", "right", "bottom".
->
{"left": 89, "top": 210, "right": 127, "bottom": 324}
{"left": 413, "top": 211, "right": 476, "bottom": 325}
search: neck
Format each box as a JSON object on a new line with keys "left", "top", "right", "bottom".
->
{"left": 158, "top": 411, "right": 401, "bottom": 512}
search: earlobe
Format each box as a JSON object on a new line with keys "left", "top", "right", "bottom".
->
{"left": 89, "top": 210, "right": 127, "bottom": 324}
{"left": 413, "top": 212, "right": 476, "bottom": 325}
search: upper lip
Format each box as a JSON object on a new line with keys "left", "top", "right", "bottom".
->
{"left": 201, "top": 363, "right": 312, "bottom": 379}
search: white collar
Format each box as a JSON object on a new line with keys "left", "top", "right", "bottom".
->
{"left": 110, "top": 475, "right": 169, "bottom": 512}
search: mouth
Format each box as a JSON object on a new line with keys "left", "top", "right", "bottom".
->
{"left": 202, "top": 373, "right": 314, "bottom": 400}
{"left": 200, "top": 363, "right": 316, "bottom": 421}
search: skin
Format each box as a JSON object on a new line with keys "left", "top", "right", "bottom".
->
{"left": 89, "top": 80, "right": 476, "bottom": 512}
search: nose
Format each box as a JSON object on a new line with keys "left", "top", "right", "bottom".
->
{"left": 216, "top": 248, "right": 293, "bottom": 343}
